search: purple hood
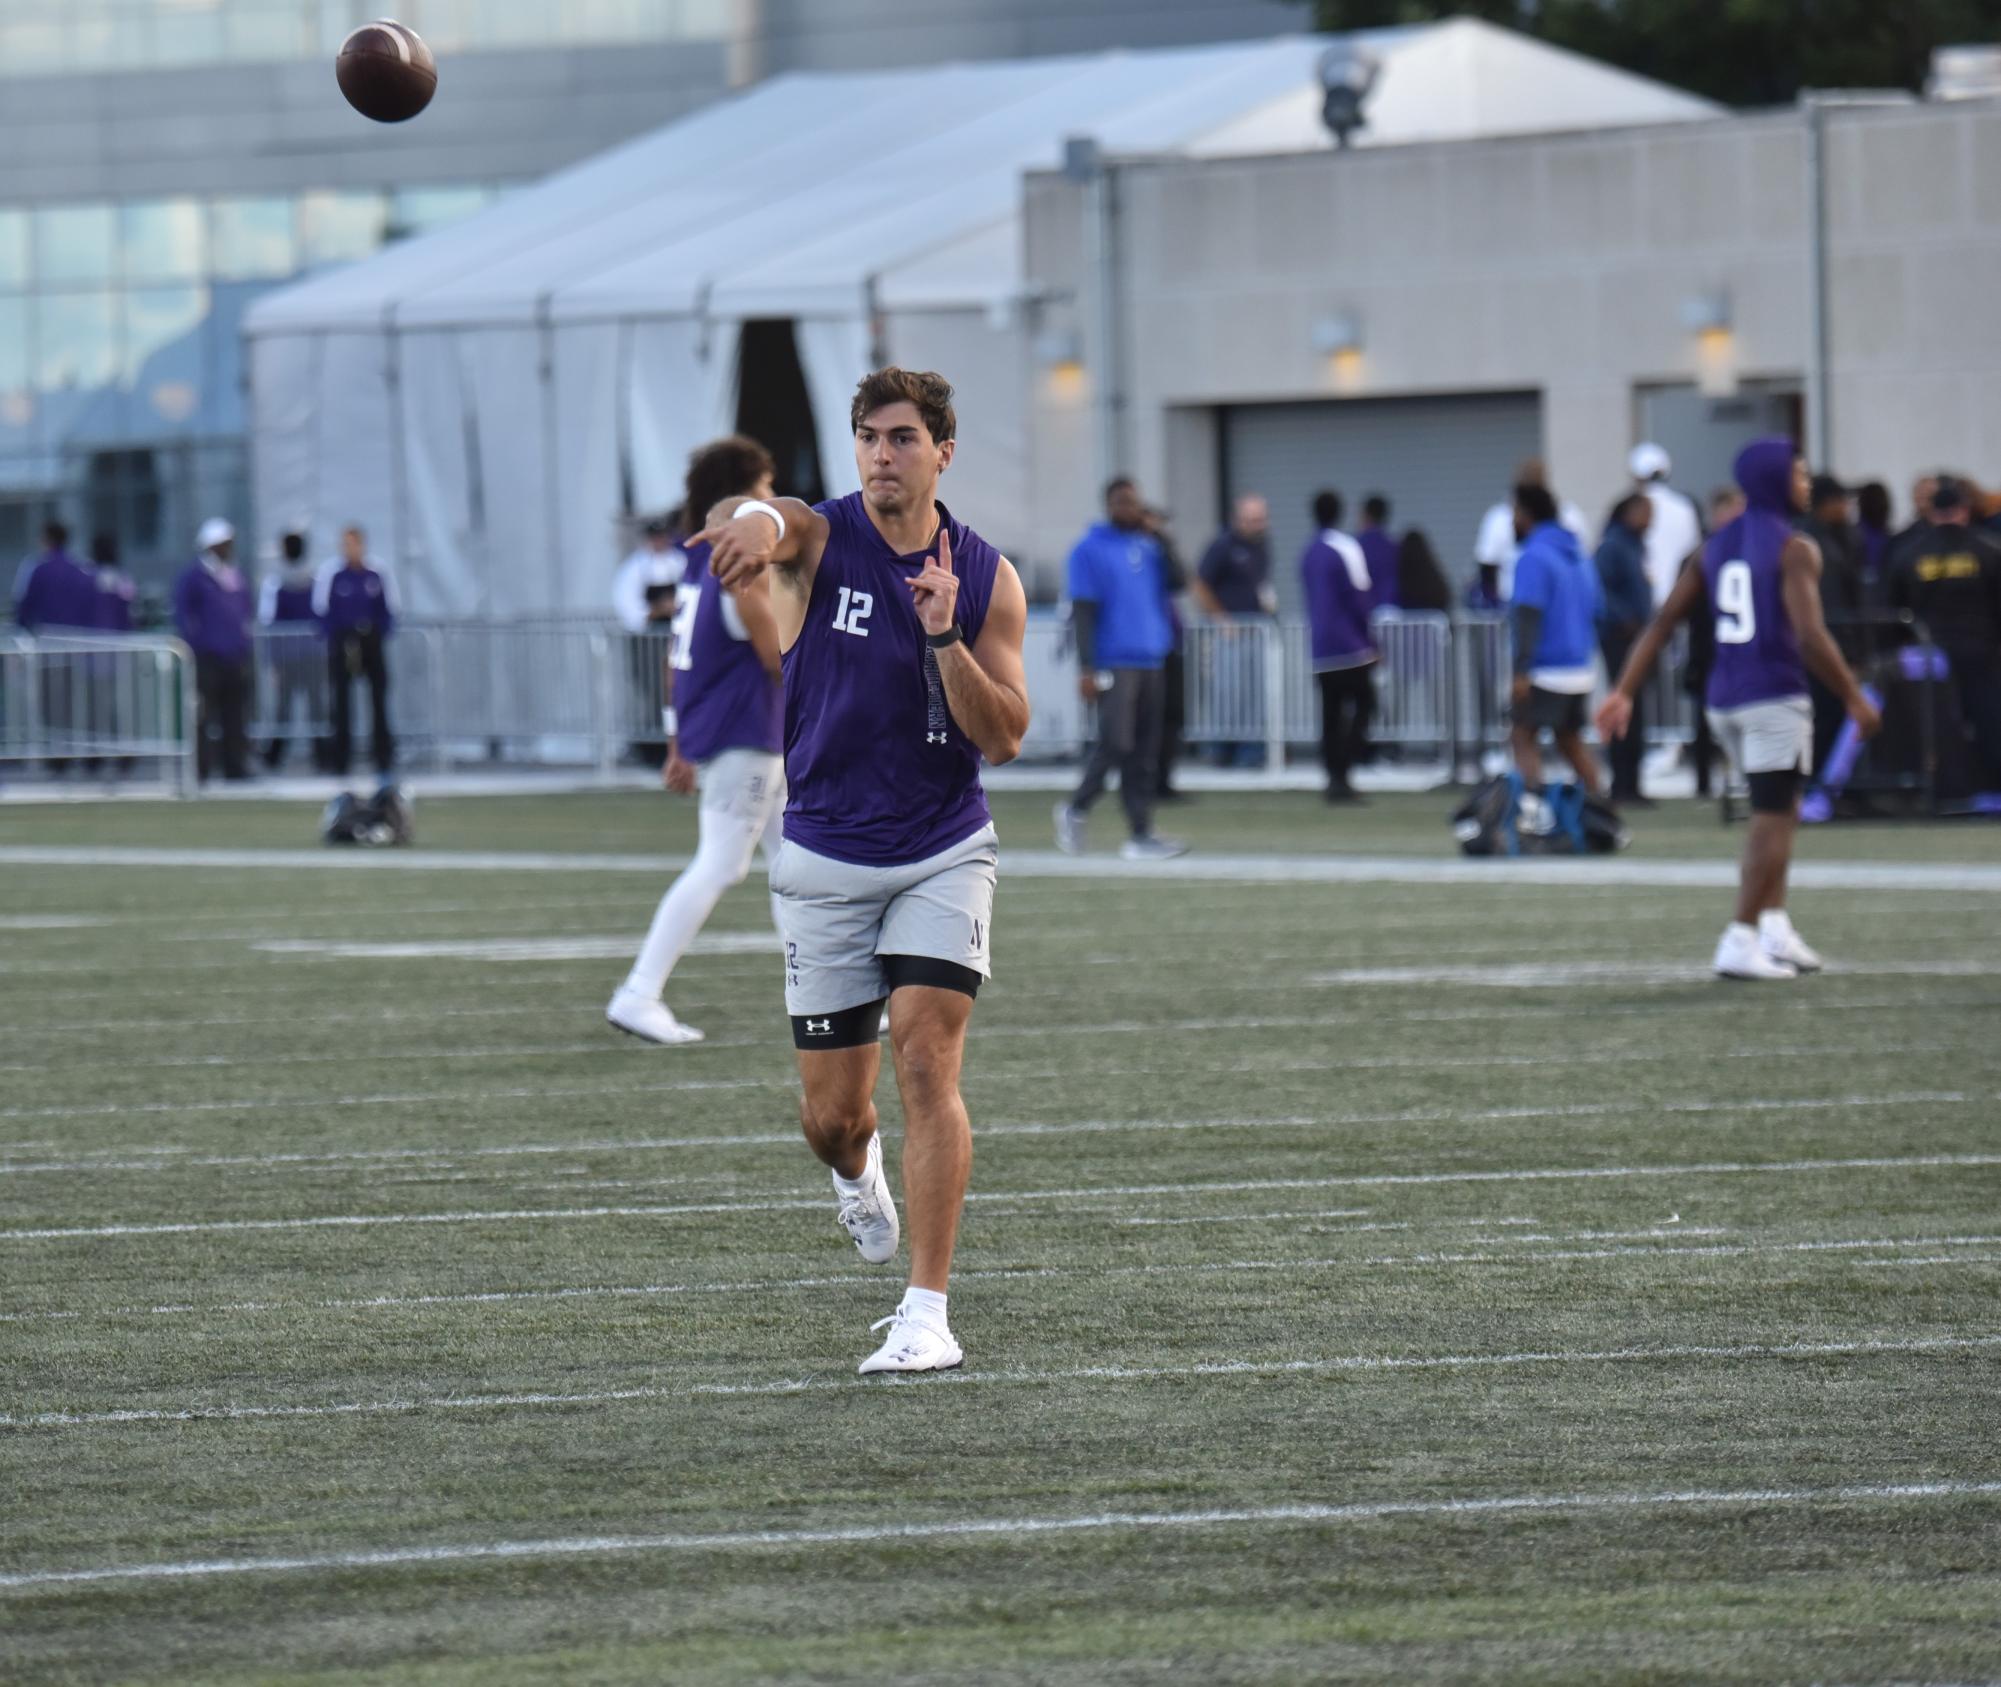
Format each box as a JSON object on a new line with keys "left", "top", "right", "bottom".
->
{"left": 1734, "top": 438, "right": 1799, "bottom": 516}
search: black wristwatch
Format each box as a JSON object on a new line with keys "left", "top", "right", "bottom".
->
{"left": 927, "top": 625, "right": 964, "bottom": 650}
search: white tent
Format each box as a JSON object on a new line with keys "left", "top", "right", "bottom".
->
{"left": 244, "top": 20, "right": 1716, "bottom": 615}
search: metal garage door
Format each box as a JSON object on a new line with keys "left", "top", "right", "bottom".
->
{"left": 1221, "top": 392, "right": 1545, "bottom": 616}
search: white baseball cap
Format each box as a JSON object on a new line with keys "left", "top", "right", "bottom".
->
{"left": 197, "top": 517, "right": 236, "bottom": 552}
{"left": 1628, "top": 443, "right": 1671, "bottom": 481}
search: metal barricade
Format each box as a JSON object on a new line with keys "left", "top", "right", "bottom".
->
{"left": 1366, "top": 611, "right": 1453, "bottom": 758}
{"left": 1182, "top": 618, "right": 1277, "bottom": 759}
{"left": 0, "top": 631, "right": 197, "bottom": 793}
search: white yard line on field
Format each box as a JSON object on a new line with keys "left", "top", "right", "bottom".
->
{"left": 5, "top": 842, "right": 2001, "bottom": 893}
{"left": 0, "top": 1335, "right": 1995, "bottom": 1431}
{"left": 2, "top": 1479, "right": 1997, "bottom": 1592}
{"left": 1312, "top": 958, "right": 2001, "bottom": 988}
{"left": 5, "top": 1232, "right": 1995, "bottom": 1326}
{"left": 1, "top": 1087, "right": 1989, "bottom": 1176}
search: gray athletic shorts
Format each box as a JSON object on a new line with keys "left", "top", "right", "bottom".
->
{"left": 1708, "top": 695, "right": 1812, "bottom": 776}
{"left": 771, "top": 823, "right": 998, "bottom": 1016}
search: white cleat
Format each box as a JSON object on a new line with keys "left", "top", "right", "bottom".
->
{"left": 857, "top": 1296, "right": 964, "bottom": 1376}
{"left": 1053, "top": 801, "right": 1086, "bottom": 855}
{"left": 605, "top": 986, "right": 705, "bottom": 1045}
{"left": 1120, "top": 834, "right": 1188, "bottom": 862}
{"left": 1759, "top": 910, "right": 1823, "bottom": 973}
{"left": 1714, "top": 924, "right": 1798, "bottom": 982}
{"left": 834, "top": 1133, "right": 900, "bottom": 1265}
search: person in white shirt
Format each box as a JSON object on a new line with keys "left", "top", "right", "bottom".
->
{"left": 1629, "top": 443, "right": 1704, "bottom": 608}
{"left": 612, "top": 516, "right": 685, "bottom": 635}
{"left": 1475, "top": 458, "right": 1587, "bottom": 598}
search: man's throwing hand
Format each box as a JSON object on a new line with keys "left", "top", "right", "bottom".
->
{"left": 690, "top": 508, "right": 782, "bottom": 590}
{"left": 907, "top": 524, "right": 960, "bottom": 638}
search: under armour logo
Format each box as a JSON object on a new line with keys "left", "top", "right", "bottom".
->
{"left": 806, "top": 1018, "right": 832, "bottom": 1034}
{"left": 926, "top": 732, "right": 948, "bottom": 744}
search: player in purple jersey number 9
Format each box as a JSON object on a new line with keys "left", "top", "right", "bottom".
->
{"left": 1599, "top": 441, "right": 1880, "bottom": 980}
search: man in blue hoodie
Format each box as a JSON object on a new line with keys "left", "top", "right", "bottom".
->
{"left": 1510, "top": 481, "right": 1603, "bottom": 797}
{"left": 1054, "top": 478, "right": 1184, "bottom": 860}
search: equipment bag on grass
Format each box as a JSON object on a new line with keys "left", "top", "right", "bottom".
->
{"left": 321, "top": 782, "right": 415, "bottom": 847}
{"left": 1452, "top": 772, "right": 1628, "bottom": 857}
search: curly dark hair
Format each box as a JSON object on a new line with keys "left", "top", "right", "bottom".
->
{"left": 683, "top": 434, "right": 776, "bottom": 531}
{"left": 849, "top": 367, "right": 955, "bottom": 444}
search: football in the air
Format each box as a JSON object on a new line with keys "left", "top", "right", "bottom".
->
{"left": 336, "top": 20, "right": 437, "bottom": 123}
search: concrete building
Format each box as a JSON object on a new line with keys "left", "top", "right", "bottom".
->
{"left": 0, "top": 0, "right": 1299, "bottom": 594}
{"left": 1021, "top": 92, "right": 2001, "bottom": 607}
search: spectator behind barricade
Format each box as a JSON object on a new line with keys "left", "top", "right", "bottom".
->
{"left": 1509, "top": 482, "right": 1603, "bottom": 798}
{"left": 13, "top": 521, "right": 95, "bottom": 632}
{"left": 613, "top": 514, "right": 684, "bottom": 767}
{"left": 1856, "top": 481, "right": 1894, "bottom": 608}
{"left": 88, "top": 534, "right": 135, "bottom": 633}
{"left": 1802, "top": 475, "right": 1866, "bottom": 778}
{"left": 316, "top": 524, "right": 396, "bottom": 779}
{"left": 1629, "top": 443, "right": 1704, "bottom": 610}
{"left": 173, "top": 518, "right": 255, "bottom": 784}
{"left": 1144, "top": 504, "right": 1191, "bottom": 803}
{"left": 1891, "top": 476, "right": 1938, "bottom": 574}
{"left": 1595, "top": 493, "right": 1654, "bottom": 806}
{"left": 1475, "top": 459, "right": 1587, "bottom": 599}
{"left": 1357, "top": 494, "right": 1399, "bottom": 610}
{"left": 1194, "top": 493, "right": 1274, "bottom": 768}
{"left": 1396, "top": 529, "right": 1452, "bottom": 615}
{"left": 1890, "top": 477, "right": 2001, "bottom": 792}
{"left": 1301, "top": 489, "right": 1376, "bottom": 804}
{"left": 259, "top": 530, "right": 323, "bottom": 772}
{"left": 614, "top": 515, "right": 685, "bottom": 636}
{"left": 1054, "top": 477, "right": 1184, "bottom": 861}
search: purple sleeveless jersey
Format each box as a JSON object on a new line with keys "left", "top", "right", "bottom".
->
{"left": 673, "top": 541, "right": 783, "bottom": 764}
{"left": 1701, "top": 438, "right": 1809, "bottom": 711}
{"left": 782, "top": 493, "right": 1001, "bottom": 866}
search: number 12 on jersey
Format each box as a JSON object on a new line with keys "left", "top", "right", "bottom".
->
{"left": 1715, "top": 560, "right": 1756, "bottom": 645}
{"left": 832, "top": 586, "right": 874, "bottom": 638}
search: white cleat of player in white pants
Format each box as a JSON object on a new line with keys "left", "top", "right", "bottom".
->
{"left": 605, "top": 986, "right": 705, "bottom": 1044}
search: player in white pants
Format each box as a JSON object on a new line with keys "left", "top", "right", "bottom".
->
{"left": 608, "top": 436, "right": 785, "bottom": 1045}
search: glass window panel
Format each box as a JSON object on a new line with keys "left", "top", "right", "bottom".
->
{"left": 125, "top": 283, "right": 208, "bottom": 391}
{"left": 0, "top": 295, "right": 35, "bottom": 447}
{"left": 122, "top": 200, "right": 206, "bottom": 283}
{"left": 210, "top": 197, "right": 298, "bottom": 280}
{"left": 297, "top": 190, "right": 387, "bottom": 266}
{"left": 37, "top": 290, "right": 120, "bottom": 393}
{"left": 154, "top": 0, "right": 226, "bottom": 66}
{"left": 226, "top": 0, "right": 306, "bottom": 61}
{"left": 35, "top": 206, "right": 117, "bottom": 285}
{"left": 677, "top": 0, "right": 733, "bottom": 39}
{"left": 0, "top": 212, "right": 28, "bottom": 289}
{"left": 474, "top": 0, "right": 559, "bottom": 48}
{"left": 388, "top": 184, "right": 490, "bottom": 238}
{"left": 0, "top": 15, "right": 69, "bottom": 72}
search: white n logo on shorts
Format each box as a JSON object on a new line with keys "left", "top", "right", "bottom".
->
{"left": 831, "top": 587, "right": 874, "bottom": 637}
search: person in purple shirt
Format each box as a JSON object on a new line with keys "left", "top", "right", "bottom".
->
{"left": 1357, "top": 493, "right": 1400, "bottom": 611}
{"left": 607, "top": 435, "right": 784, "bottom": 1049}
{"left": 87, "top": 534, "right": 136, "bottom": 634}
{"left": 314, "top": 524, "right": 396, "bottom": 777}
{"left": 1300, "top": 489, "right": 1377, "bottom": 803}
{"left": 173, "top": 518, "right": 256, "bottom": 782}
{"left": 1601, "top": 439, "right": 1880, "bottom": 980}
{"left": 258, "top": 530, "right": 323, "bottom": 771}
{"left": 694, "top": 366, "right": 1029, "bottom": 1378}
{"left": 13, "top": 522, "right": 97, "bottom": 633}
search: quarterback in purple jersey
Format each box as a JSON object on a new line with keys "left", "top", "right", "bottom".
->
{"left": 608, "top": 435, "right": 784, "bottom": 1048}
{"left": 691, "top": 367, "right": 1030, "bottom": 1375}
{"left": 1600, "top": 440, "right": 1880, "bottom": 979}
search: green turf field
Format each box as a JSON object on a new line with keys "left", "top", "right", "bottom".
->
{"left": 3, "top": 791, "right": 1998, "bottom": 1684}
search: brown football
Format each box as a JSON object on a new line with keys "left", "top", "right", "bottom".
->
{"left": 336, "top": 20, "right": 437, "bottom": 124}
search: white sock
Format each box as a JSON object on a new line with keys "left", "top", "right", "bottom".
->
{"left": 1724, "top": 921, "right": 1757, "bottom": 946}
{"left": 903, "top": 1286, "right": 948, "bottom": 1330}
{"left": 1758, "top": 909, "right": 1792, "bottom": 936}
{"left": 832, "top": 1136, "right": 876, "bottom": 1193}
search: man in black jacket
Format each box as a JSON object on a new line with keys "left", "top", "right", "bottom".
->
{"left": 1802, "top": 475, "right": 1865, "bottom": 778}
{"left": 1593, "top": 494, "right": 1654, "bottom": 805}
{"left": 1892, "top": 478, "right": 2001, "bottom": 790}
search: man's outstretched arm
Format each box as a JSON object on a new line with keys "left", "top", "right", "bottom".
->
{"left": 695, "top": 497, "right": 830, "bottom": 594}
